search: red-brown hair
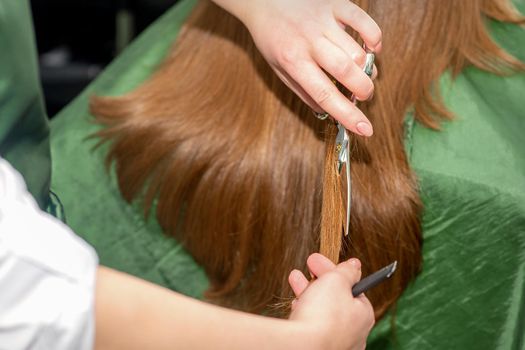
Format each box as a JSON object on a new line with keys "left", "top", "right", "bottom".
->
{"left": 92, "top": 0, "right": 523, "bottom": 317}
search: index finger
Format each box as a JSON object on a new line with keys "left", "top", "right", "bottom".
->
{"left": 287, "top": 59, "right": 374, "bottom": 136}
{"left": 334, "top": 0, "right": 382, "bottom": 52}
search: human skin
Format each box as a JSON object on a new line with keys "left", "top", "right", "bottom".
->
{"left": 210, "top": 0, "right": 382, "bottom": 137}
{"left": 94, "top": 254, "right": 374, "bottom": 350}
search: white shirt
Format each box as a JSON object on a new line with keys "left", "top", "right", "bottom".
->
{"left": 0, "top": 158, "right": 98, "bottom": 350}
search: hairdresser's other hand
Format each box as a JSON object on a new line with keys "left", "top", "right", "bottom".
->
{"left": 212, "top": 0, "right": 381, "bottom": 137}
{"left": 288, "top": 253, "right": 374, "bottom": 350}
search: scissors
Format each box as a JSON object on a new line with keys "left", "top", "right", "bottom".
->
{"left": 315, "top": 48, "right": 375, "bottom": 237}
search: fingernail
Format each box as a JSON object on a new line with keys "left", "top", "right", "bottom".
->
{"left": 356, "top": 122, "right": 373, "bottom": 136}
{"left": 349, "top": 258, "right": 361, "bottom": 269}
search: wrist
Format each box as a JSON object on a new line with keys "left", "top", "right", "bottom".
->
{"left": 286, "top": 320, "right": 331, "bottom": 350}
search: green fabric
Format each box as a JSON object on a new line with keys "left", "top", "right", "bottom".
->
{"left": 50, "top": 0, "right": 207, "bottom": 298}
{"left": 0, "top": 0, "right": 50, "bottom": 209}
{"left": 368, "top": 10, "right": 525, "bottom": 349}
{"left": 49, "top": 0, "right": 525, "bottom": 348}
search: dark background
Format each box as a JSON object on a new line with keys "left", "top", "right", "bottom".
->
{"left": 31, "top": 0, "right": 179, "bottom": 117}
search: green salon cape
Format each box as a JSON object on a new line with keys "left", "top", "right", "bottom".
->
{"left": 5, "top": 0, "right": 521, "bottom": 348}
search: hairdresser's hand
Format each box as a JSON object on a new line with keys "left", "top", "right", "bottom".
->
{"left": 212, "top": 0, "right": 381, "bottom": 137}
{"left": 288, "top": 253, "right": 374, "bottom": 350}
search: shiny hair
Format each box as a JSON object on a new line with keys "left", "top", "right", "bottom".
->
{"left": 92, "top": 0, "right": 523, "bottom": 317}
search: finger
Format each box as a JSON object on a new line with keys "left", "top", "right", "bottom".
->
{"left": 288, "top": 269, "right": 310, "bottom": 297}
{"left": 273, "top": 67, "right": 323, "bottom": 112}
{"left": 334, "top": 0, "right": 382, "bottom": 52}
{"left": 307, "top": 253, "right": 337, "bottom": 278}
{"left": 312, "top": 37, "right": 374, "bottom": 101}
{"left": 334, "top": 258, "right": 362, "bottom": 286}
{"left": 324, "top": 24, "right": 379, "bottom": 82}
{"left": 286, "top": 59, "right": 373, "bottom": 136}
{"left": 324, "top": 27, "right": 379, "bottom": 82}
{"left": 325, "top": 22, "right": 368, "bottom": 67}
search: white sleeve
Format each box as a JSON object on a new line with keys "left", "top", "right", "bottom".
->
{"left": 0, "top": 158, "right": 98, "bottom": 350}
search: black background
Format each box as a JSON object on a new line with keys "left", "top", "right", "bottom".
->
{"left": 31, "top": 0, "right": 179, "bottom": 116}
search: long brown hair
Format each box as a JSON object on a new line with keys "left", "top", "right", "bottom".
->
{"left": 92, "top": 0, "right": 523, "bottom": 317}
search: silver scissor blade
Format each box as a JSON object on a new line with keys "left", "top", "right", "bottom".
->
{"left": 336, "top": 123, "right": 351, "bottom": 236}
{"left": 333, "top": 49, "right": 373, "bottom": 237}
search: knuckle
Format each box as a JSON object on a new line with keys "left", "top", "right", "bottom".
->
{"left": 314, "top": 86, "right": 333, "bottom": 106}
{"left": 277, "top": 47, "right": 301, "bottom": 68}
{"left": 352, "top": 50, "right": 367, "bottom": 67}
{"left": 356, "top": 268, "right": 362, "bottom": 281}
{"left": 333, "top": 59, "right": 353, "bottom": 79}
{"left": 332, "top": 270, "right": 352, "bottom": 287}
{"left": 324, "top": 272, "right": 345, "bottom": 289}
{"left": 337, "top": 260, "right": 359, "bottom": 280}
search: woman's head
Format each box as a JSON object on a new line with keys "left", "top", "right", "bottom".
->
{"left": 92, "top": 0, "right": 523, "bottom": 317}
